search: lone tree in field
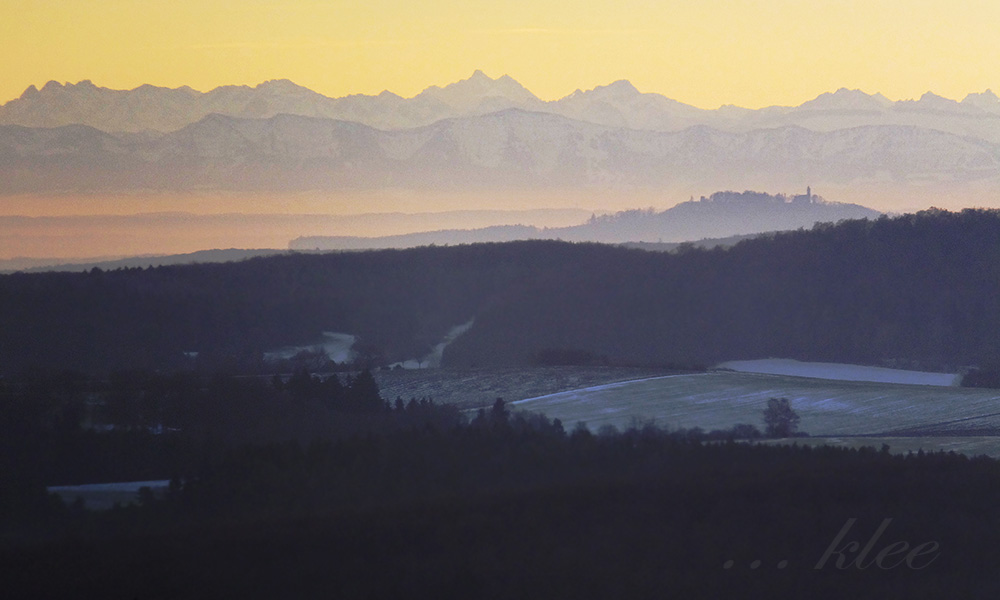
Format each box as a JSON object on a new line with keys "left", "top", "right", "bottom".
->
{"left": 763, "top": 397, "right": 800, "bottom": 438}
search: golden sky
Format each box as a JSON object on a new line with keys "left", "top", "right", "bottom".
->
{"left": 2, "top": 0, "right": 1000, "bottom": 108}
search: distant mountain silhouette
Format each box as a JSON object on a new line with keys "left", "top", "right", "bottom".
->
{"left": 0, "top": 209, "right": 591, "bottom": 265}
{"left": 290, "top": 191, "right": 880, "bottom": 249}
{"left": 0, "top": 248, "right": 292, "bottom": 274}
{"left": 0, "top": 72, "right": 543, "bottom": 133}
{"left": 4, "top": 73, "right": 1000, "bottom": 141}
{"left": 4, "top": 73, "right": 1000, "bottom": 207}
{"left": 414, "top": 69, "right": 542, "bottom": 112}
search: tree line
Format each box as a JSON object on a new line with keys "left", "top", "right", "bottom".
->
{"left": 2, "top": 373, "right": 998, "bottom": 598}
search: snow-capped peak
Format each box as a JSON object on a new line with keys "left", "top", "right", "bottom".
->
{"left": 588, "top": 79, "right": 641, "bottom": 98}
{"left": 800, "top": 88, "right": 892, "bottom": 111}
{"left": 255, "top": 79, "right": 312, "bottom": 94}
{"left": 909, "top": 91, "right": 961, "bottom": 111}
{"left": 962, "top": 89, "right": 1000, "bottom": 112}
{"left": 416, "top": 70, "right": 540, "bottom": 110}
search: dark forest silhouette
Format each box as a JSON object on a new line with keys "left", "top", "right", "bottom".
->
{"left": 2, "top": 369, "right": 1000, "bottom": 598}
{"left": 2, "top": 208, "right": 999, "bottom": 375}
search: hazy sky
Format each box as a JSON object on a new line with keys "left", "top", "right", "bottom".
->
{"left": 3, "top": 0, "right": 999, "bottom": 108}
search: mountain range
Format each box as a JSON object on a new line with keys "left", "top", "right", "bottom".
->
{"left": 3, "top": 71, "right": 1000, "bottom": 211}
{"left": 2, "top": 108, "right": 997, "bottom": 196}
{"left": 5, "top": 72, "right": 1000, "bottom": 141}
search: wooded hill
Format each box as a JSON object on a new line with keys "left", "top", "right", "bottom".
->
{"left": 1, "top": 208, "right": 998, "bottom": 375}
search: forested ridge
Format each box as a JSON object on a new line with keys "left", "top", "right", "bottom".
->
{"left": 449, "top": 207, "right": 1000, "bottom": 369}
{"left": 2, "top": 208, "right": 999, "bottom": 374}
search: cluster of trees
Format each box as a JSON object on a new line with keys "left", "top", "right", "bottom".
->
{"left": 0, "top": 368, "right": 465, "bottom": 518}
{"left": 277, "top": 369, "right": 383, "bottom": 412}
{"left": 3, "top": 208, "right": 999, "bottom": 375}
{"left": 0, "top": 245, "right": 525, "bottom": 373}
{"left": 6, "top": 352, "right": 1000, "bottom": 600}
{"left": 446, "top": 208, "right": 1000, "bottom": 369}
{"left": 3, "top": 383, "right": 999, "bottom": 598}
{"left": 961, "top": 365, "right": 1000, "bottom": 388}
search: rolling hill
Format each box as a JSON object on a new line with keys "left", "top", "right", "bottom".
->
{"left": 290, "top": 190, "right": 880, "bottom": 249}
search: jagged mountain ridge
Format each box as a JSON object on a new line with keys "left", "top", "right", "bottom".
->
{"left": 4, "top": 72, "right": 1000, "bottom": 142}
{"left": 2, "top": 110, "right": 997, "bottom": 194}
{"left": 0, "top": 72, "right": 540, "bottom": 133}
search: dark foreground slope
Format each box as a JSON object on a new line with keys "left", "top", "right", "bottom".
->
{"left": 1, "top": 208, "right": 998, "bottom": 374}
{"left": 5, "top": 415, "right": 1000, "bottom": 600}
{"left": 2, "top": 367, "right": 999, "bottom": 599}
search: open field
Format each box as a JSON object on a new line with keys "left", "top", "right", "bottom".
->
{"left": 373, "top": 366, "right": 686, "bottom": 410}
{"left": 718, "top": 358, "right": 961, "bottom": 386}
{"left": 511, "top": 371, "right": 1000, "bottom": 437}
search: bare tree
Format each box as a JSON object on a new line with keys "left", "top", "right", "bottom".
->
{"left": 763, "top": 397, "right": 800, "bottom": 438}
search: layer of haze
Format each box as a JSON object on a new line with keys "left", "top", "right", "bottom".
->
{"left": 0, "top": 192, "right": 602, "bottom": 261}
{"left": 4, "top": 0, "right": 1000, "bottom": 109}
{"left": 3, "top": 180, "right": 987, "bottom": 261}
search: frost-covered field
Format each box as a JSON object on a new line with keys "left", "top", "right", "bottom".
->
{"left": 512, "top": 371, "right": 1000, "bottom": 438}
{"left": 718, "top": 359, "right": 961, "bottom": 386}
{"left": 374, "top": 366, "right": 685, "bottom": 410}
{"left": 47, "top": 480, "right": 171, "bottom": 510}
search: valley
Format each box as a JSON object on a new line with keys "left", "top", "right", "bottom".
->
{"left": 9, "top": 4, "right": 1000, "bottom": 596}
